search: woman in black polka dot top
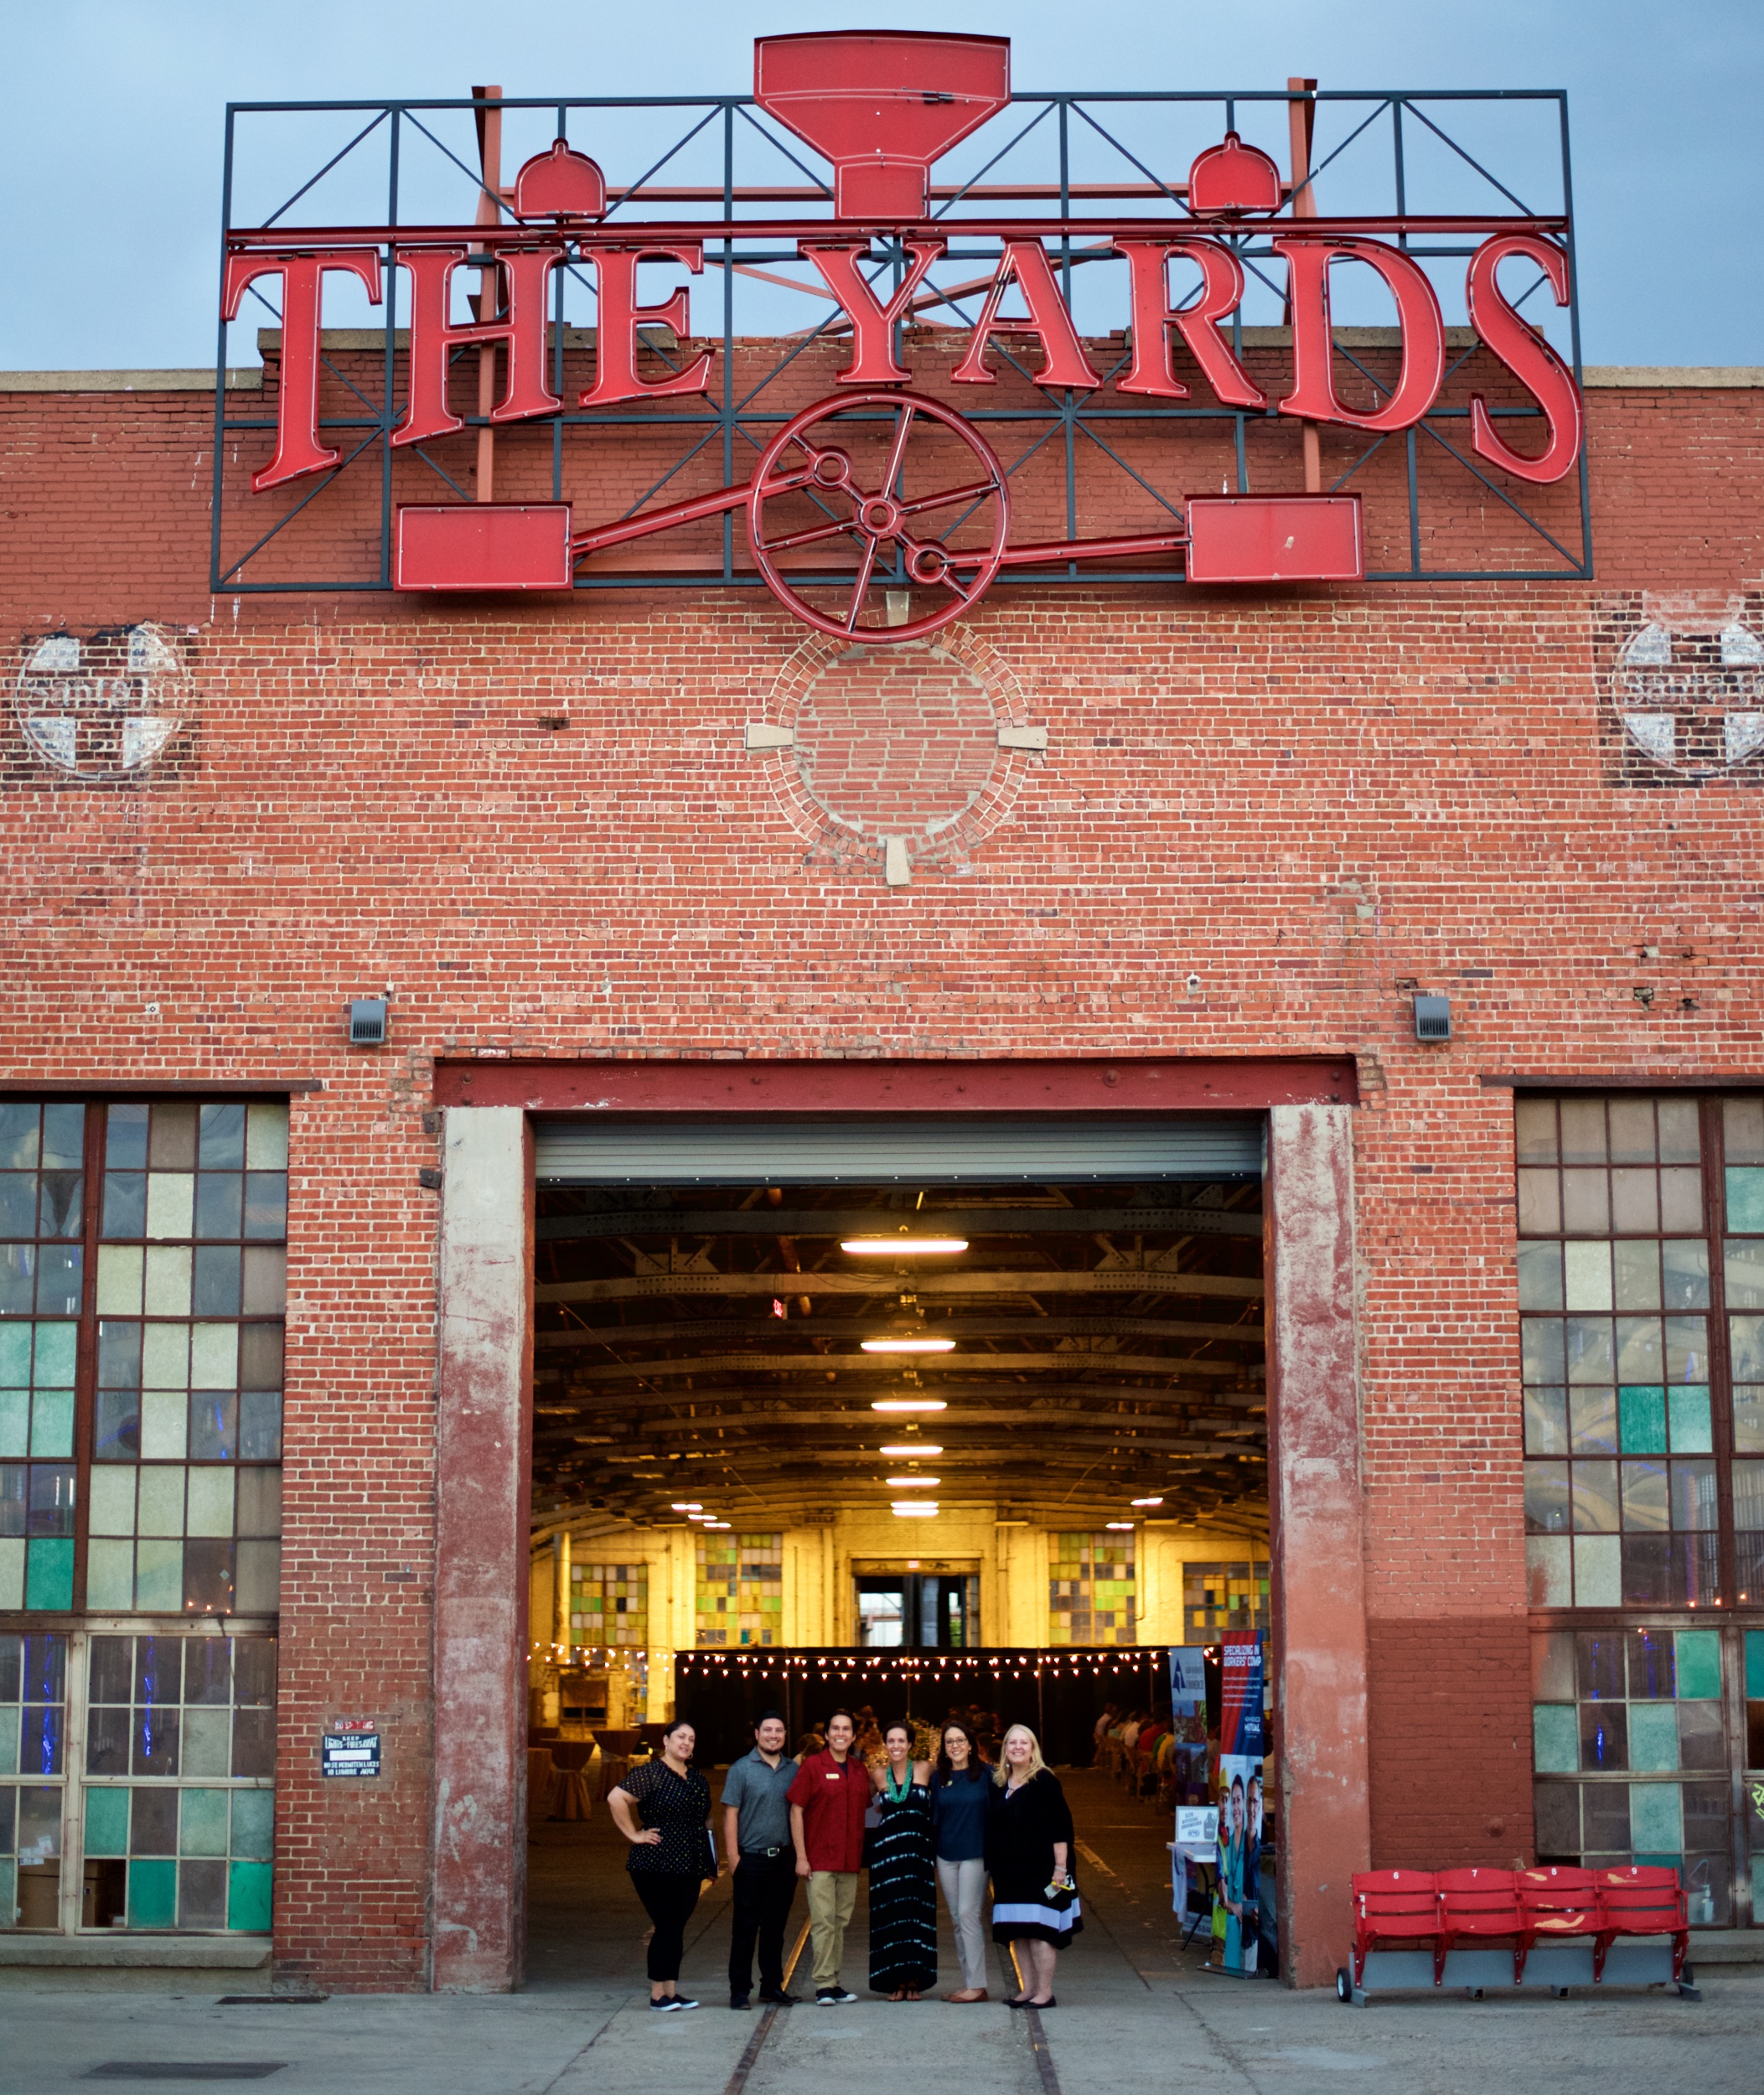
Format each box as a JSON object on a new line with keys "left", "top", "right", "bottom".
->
{"left": 608, "top": 1720, "right": 716, "bottom": 2010}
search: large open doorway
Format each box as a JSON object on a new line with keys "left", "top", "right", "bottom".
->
{"left": 521, "top": 1110, "right": 1272, "bottom": 1984}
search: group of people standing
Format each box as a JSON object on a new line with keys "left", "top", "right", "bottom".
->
{"left": 605, "top": 1708, "right": 1080, "bottom": 2012}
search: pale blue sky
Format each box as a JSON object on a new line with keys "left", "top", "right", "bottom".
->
{"left": 3, "top": 0, "right": 1756, "bottom": 370}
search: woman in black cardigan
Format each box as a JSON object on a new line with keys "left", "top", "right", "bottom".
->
{"left": 986, "top": 1724, "right": 1081, "bottom": 2008}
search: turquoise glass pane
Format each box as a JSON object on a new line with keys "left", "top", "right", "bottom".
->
{"left": 1675, "top": 1630, "right": 1722, "bottom": 1699}
{"left": 230, "top": 1790, "right": 273, "bottom": 1861}
{"left": 1729, "top": 1168, "right": 1764, "bottom": 1233}
{"left": 178, "top": 1788, "right": 230, "bottom": 1856}
{"left": 226, "top": 1860, "right": 272, "bottom": 1932}
{"left": 0, "top": 1327, "right": 28, "bottom": 1384}
{"left": 1748, "top": 1631, "right": 1764, "bottom": 1700}
{"left": 0, "top": 1390, "right": 26, "bottom": 1458}
{"left": 1630, "top": 1783, "right": 1684, "bottom": 1851}
{"left": 127, "top": 1857, "right": 178, "bottom": 1929}
{"left": 1534, "top": 1704, "right": 1579, "bottom": 1774}
{"left": 1618, "top": 1386, "right": 1668, "bottom": 1454}
{"left": 32, "top": 1322, "right": 75, "bottom": 1387}
{"left": 1628, "top": 1701, "right": 1679, "bottom": 1772}
{"left": 1668, "top": 1386, "right": 1714, "bottom": 1454}
{"left": 24, "top": 1539, "right": 74, "bottom": 1611}
{"left": 28, "top": 1386, "right": 73, "bottom": 1458}
{"left": 84, "top": 1786, "right": 130, "bottom": 1858}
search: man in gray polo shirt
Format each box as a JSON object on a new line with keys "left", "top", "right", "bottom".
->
{"left": 721, "top": 1710, "right": 800, "bottom": 2009}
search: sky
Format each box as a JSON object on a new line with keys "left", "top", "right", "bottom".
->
{"left": 1, "top": 0, "right": 1758, "bottom": 372}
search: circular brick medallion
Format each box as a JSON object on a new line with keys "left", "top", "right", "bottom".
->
{"left": 13, "top": 623, "right": 193, "bottom": 783}
{"left": 757, "top": 634, "right": 1042, "bottom": 881}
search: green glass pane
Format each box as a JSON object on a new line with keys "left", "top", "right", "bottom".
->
{"left": 1628, "top": 1701, "right": 1679, "bottom": 1772}
{"left": 28, "top": 1385, "right": 74, "bottom": 1459}
{"left": 1674, "top": 1630, "right": 1722, "bottom": 1699}
{"left": 32, "top": 1322, "right": 76, "bottom": 1388}
{"left": 0, "top": 1326, "right": 28, "bottom": 1384}
{"left": 1630, "top": 1782, "right": 1684, "bottom": 1852}
{"left": 0, "top": 1539, "right": 22, "bottom": 1614}
{"left": 230, "top": 1789, "right": 273, "bottom": 1861}
{"left": 1747, "top": 1631, "right": 1764, "bottom": 1701}
{"left": 133, "top": 1539, "right": 183, "bottom": 1612}
{"left": 1668, "top": 1386, "right": 1714, "bottom": 1454}
{"left": 84, "top": 1786, "right": 130, "bottom": 1858}
{"left": 1533, "top": 1704, "right": 1579, "bottom": 1774}
{"left": 85, "top": 1539, "right": 134, "bottom": 1612}
{"left": 0, "top": 1390, "right": 26, "bottom": 1458}
{"left": 126, "top": 1856, "right": 178, "bottom": 1929}
{"left": 1618, "top": 1387, "right": 1668, "bottom": 1455}
{"left": 226, "top": 1859, "right": 272, "bottom": 1932}
{"left": 179, "top": 1787, "right": 230, "bottom": 1857}
{"left": 179, "top": 1706, "right": 230, "bottom": 1777}
{"left": 24, "top": 1538, "right": 74, "bottom": 1611}
{"left": 1730, "top": 1168, "right": 1764, "bottom": 1234}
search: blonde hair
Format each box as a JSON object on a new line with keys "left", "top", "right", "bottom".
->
{"left": 993, "top": 1724, "right": 1047, "bottom": 1787}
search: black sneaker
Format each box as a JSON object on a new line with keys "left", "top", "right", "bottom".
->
{"left": 672, "top": 1998, "right": 700, "bottom": 2011}
{"left": 730, "top": 1995, "right": 751, "bottom": 2011}
{"left": 649, "top": 1998, "right": 683, "bottom": 2013}
{"left": 815, "top": 1987, "right": 859, "bottom": 2005}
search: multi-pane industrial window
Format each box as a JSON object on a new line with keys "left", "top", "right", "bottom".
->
{"left": 571, "top": 1561, "right": 649, "bottom": 1650}
{"left": 1518, "top": 1094, "right": 1764, "bottom": 1927}
{"left": 1048, "top": 1534, "right": 1135, "bottom": 1646}
{"left": 1183, "top": 1561, "right": 1271, "bottom": 1639}
{"left": 696, "top": 1535, "right": 783, "bottom": 1647}
{"left": 0, "top": 1098, "right": 283, "bottom": 1935}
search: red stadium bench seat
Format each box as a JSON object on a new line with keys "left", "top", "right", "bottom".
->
{"left": 1596, "top": 1866, "right": 1689, "bottom": 1984}
{"left": 1351, "top": 1870, "right": 1438, "bottom": 1988}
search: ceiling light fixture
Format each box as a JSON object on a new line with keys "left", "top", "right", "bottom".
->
{"left": 1105, "top": 1520, "right": 1133, "bottom": 1530}
{"left": 841, "top": 1234, "right": 968, "bottom": 1255}
{"left": 705, "top": 1520, "right": 732, "bottom": 1529}
{"left": 1130, "top": 1496, "right": 1164, "bottom": 1508}
{"left": 892, "top": 1503, "right": 939, "bottom": 1518}
{"left": 885, "top": 1476, "right": 941, "bottom": 1487}
{"left": 861, "top": 1336, "right": 954, "bottom": 1354}
{"left": 880, "top": 1444, "right": 943, "bottom": 1456}
{"left": 670, "top": 1503, "right": 703, "bottom": 1512}
{"left": 872, "top": 1399, "right": 949, "bottom": 1413}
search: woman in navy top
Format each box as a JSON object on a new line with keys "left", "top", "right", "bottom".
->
{"left": 930, "top": 1720, "right": 992, "bottom": 2000}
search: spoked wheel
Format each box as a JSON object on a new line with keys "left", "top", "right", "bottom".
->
{"left": 748, "top": 390, "right": 1010, "bottom": 643}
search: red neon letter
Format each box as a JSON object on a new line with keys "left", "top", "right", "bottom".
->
{"left": 952, "top": 240, "right": 1102, "bottom": 392}
{"left": 1466, "top": 235, "right": 1583, "bottom": 484}
{"left": 798, "top": 240, "right": 946, "bottom": 385}
{"left": 1113, "top": 239, "right": 1267, "bottom": 409}
{"left": 221, "top": 251, "right": 382, "bottom": 490}
{"left": 579, "top": 246, "right": 713, "bottom": 408}
{"left": 1272, "top": 236, "right": 1446, "bottom": 432}
{"left": 395, "top": 248, "right": 562, "bottom": 450}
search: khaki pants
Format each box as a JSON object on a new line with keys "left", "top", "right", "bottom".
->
{"left": 806, "top": 1870, "right": 859, "bottom": 1989}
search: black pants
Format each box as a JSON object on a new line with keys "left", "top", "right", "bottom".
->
{"left": 634, "top": 1870, "right": 703, "bottom": 1984}
{"left": 728, "top": 1850, "right": 799, "bottom": 1997}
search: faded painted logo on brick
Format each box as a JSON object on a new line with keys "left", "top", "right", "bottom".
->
{"left": 13, "top": 624, "right": 194, "bottom": 784}
{"left": 1601, "top": 595, "right": 1764, "bottom": 785}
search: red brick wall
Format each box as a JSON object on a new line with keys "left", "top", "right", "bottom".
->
{"left": 2, "top": 363, "right": 1761, "bottom": 1984}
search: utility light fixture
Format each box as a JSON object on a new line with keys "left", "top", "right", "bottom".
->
{"left": 705, "top": 1520, "right": 732, "bottom": 1529}
{"left": 670, "top": 1503, "right": 703, "bottom": 1512}
{"left": 841, "top": 1234, "right": 968, "bottom": 1255}
{"left": 892, "top": 1503, "right": 939, "bottom": 1517}
{"left": 1105, "top": 1520, "right": 1134, "bottom": 1530}
{"left": 861, "top": 1336, "right": 954, "bottom": 1354}
{"left": 872, "top": 1399, "right": 948, "bottom": 1413}
{"left": 880, "top": 1444, "right": 943, "bottom": 1456}
{"left": 1130, "top": 1496, "right": 1164, "bottom": 1508}
{"left": 885, "top": 1476, "right": 940, "bottom": 1487}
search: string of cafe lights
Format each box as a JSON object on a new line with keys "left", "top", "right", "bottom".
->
{"left": 675, "top": 1648, "right": 1175, "bottom": 1682}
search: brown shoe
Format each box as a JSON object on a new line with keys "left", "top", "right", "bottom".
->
{"left": 944, "top": 1988, "right": 988, "bottom": 2003}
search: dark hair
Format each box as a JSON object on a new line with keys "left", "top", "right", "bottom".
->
{"left": 661, "top": 1718, "right": 695, "bottom": 1753}
{"left": 883, "top": 1719, "right": 913, "bottom": 1744}
{"left": 825, "top": 1707, "right": 857, "bottom": 1731}
{"left": 753, "top": 1709, "right": 786, "bottom": 1730}
{"left": 936, "top": 1718, "right": 982, "bottom": 1784}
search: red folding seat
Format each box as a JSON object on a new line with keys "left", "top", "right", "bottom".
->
{"left": 1435, "top": 1868, "right": 1524, "bottom": 1985}
{"left": 1518, "top": 1865, "right": 1602, "bottom": 1946}
{"left": 1594, "top": 1866, "right": 1689, "bottom": 1984}
{"left": 1351, "top": 1869, "right": 1439, "bottom": 1989}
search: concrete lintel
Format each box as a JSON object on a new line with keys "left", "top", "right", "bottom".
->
{"left": 743, "top": 722, "right": 795, "bottom": 751}
{"left": 0, "top": 370, "right": 262, "bottom": 393}
{"left": 0, "top": 1934, "right": 271, "bottom": 1967}
{"left": 433, "top": 1107, "right": 533, "bottom": 1993}
{"left": 996, "top": 724, "right": 1048, "bottom": 751}
{"left": 1266, "top": 1100, "right": 1370, "bottom": 1990}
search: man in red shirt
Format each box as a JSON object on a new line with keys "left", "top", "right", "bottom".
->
{"left": 787, "top": 1708, "right": 868, "bottom": 2004}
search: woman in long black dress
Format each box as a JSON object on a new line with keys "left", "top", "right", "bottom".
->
{"left": 987, "top": 1723, "right": 1080, "bottom": 2010}
{"left": 866, "top": 1720, "right": 937, "bottom": 2000}
{"left": 606, "top": 1719, "right": 716, "bottom": 2011}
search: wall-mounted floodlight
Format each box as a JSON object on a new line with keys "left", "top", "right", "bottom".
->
{"left": 349, "top": 997, "right": 389, "bottom": 1047}
{"left": 1413, "top": 994, "right": 1451, "bottom": 1043}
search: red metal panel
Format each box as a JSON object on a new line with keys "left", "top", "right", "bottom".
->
{"left": 753, "top": 31, "right": 1011, "bottom": 220}
{"left": 1184, "top": 493, "right": 1363, "bottom": 585}
{"left": 431, "top": 1056, "right": 1359, "bottom": 1113}
{"left": 395, "top": 504, "right": 574, "bottom": 592}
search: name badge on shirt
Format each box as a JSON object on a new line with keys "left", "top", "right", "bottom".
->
{"left": 825, "top": 1771, "right": 843, "bottom": 1779}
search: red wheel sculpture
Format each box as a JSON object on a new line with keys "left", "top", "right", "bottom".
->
{"left": 748, "top": 390, "right": 1010, "bottom": 642}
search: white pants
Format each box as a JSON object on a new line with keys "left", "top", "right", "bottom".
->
{"left": 937, "top": 1856, "right": 989, "bottom": 1990}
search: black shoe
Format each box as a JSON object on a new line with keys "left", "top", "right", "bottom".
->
{"left": 673, "top": 1997, "right": 700, "bottom": 2011}
{"left": 730, "top": 1995, "right": 751, "bottom": 2011}
{"left": 758, "top": 1989, "right": 798, "bottom": 2005}
{"left": 815, "top": 1987, "right": 859, "bottom": 2005}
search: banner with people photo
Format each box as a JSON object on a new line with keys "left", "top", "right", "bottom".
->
{"left": 1167, "top": 1648, "right": 1211, "bottom": 1921}
{"left": 1212, "top": 1632, "right": 1265, "bottom": 1974}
